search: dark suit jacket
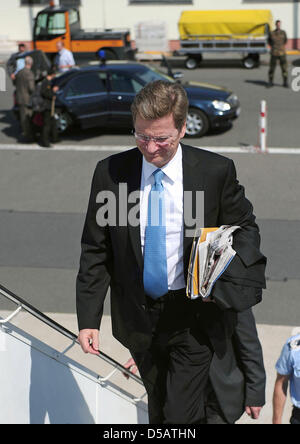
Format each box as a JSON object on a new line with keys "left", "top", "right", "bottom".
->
{"left": 77, "top": 143, "right": 266, "bottom": 345}
{"left": 15, "top": 67, "right": 35, "bottom": 106}
{"left": 41, "top": 77, "right": 56, "bottom": 111}
{"left": 209, "top": 308, "right": 266, "bottom": 423}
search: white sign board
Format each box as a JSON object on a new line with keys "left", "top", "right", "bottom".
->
{"left": 135, "top": 21, "right": 168, "bottom": 52}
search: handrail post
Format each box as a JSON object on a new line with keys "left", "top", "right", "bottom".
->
{"left": 0, "top": 306, "right": 22, "bottom": 324}
{"left": 98, "top": 367, "right": 119, "bottom": 384}
{"left": 133, "top": 391, "right": 147, "bottom": 403}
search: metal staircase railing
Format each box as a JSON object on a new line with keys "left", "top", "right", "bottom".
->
{"left": 0, "top": 283, "right": 145, "bottom": 394}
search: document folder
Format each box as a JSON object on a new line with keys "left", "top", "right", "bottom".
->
{"left": 186, "top": 225, "right": 240, "bottom": 299}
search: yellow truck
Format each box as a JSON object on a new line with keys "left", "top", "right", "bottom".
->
{"left": 178, "top": 10, "right": 274, "bottom": 69}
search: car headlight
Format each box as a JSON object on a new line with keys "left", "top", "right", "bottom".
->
{"left": 212, "top": 100, "right": 231, "bottom": 111}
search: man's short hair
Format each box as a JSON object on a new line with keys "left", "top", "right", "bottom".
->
{"left": 131, "top": 80, "right": 189, "bottom": 131}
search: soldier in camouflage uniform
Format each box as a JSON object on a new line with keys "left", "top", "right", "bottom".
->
{"left": 268, "top": 20, "right": 288, "bottom": 87}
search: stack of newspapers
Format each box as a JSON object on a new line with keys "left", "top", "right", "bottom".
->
{"left": 186, "top": 225, "right": 240, "bottom": 300}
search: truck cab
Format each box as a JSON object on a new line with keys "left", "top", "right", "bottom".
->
{"left": 33, "top": 5, "right": 135, "bottom": 61}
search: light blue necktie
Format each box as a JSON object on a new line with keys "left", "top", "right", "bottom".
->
{"left": 143, "top": 169, "right": 168, "bottom": 299}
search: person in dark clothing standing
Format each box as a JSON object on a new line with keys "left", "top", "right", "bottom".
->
{"left": 40, "top": 67, "right": 59, "bottom": 148}
{"left": 268, "top": 20, "right": 288, "bottom": 88}
{"left": 15, "top": 56, "right": 35, "bottom": 143}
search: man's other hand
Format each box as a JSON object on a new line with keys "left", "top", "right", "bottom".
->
{"left": 78, "top": 329, "right": 100, "bottom": 356}
{"left": 123, "top": 357, "right": 138, "bottom": 379}
{"left": 245, "top": 406, "right": 262, "bottom": 420}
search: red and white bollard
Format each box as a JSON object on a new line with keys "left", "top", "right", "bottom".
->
{"left": 259, "top": 100, "right": 267, "bottom": 152}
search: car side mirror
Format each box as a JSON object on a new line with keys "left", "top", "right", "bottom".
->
{"left": 172, "top": 72, "right": 183, "bottom": 80}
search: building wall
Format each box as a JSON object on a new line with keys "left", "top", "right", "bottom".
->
{"left": 0, "top": 0, "right": 298, "bottom": 49}
{"left": 98, "top": 0, "right": 297, "bottom": 41}
{"left": 0, "top": 1, "right": 38, "bottom": 42}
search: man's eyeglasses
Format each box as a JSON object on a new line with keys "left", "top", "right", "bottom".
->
{"left": 133, "top": 131, "right": 175, "bottom": 147}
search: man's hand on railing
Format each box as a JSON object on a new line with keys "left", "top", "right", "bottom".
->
{"left": 123, "top": 357, "right": 138, "bottom": 379}
{"left": 78, "top": 329, "right": 100, "bottom": 356}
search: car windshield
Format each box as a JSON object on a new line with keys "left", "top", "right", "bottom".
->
{"left": 135, "top": 65, "right": 175, "bottom": 84}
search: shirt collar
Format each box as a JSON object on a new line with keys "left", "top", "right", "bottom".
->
{"left": 142, "top": 144, "right": 182, "bottom": 183}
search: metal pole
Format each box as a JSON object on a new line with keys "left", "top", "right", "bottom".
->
{"left": 293, "top": 0, "right": 299, "bottom": 50}
{"left": 102, "top": 0, "right": 106, "bottom": 30}
{"left": 28, "top": 3, "right": 34, "bottom": 49}
{"left": 260, "top": 100, "right": 267, "bottom": 153}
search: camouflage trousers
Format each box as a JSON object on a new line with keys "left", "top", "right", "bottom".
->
{"left": 268, "top": 54, "right": 288, "bottom": 81}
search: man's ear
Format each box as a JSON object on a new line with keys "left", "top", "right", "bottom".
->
{"left": 180, "top": 121, "right": 186, "bottom": 139}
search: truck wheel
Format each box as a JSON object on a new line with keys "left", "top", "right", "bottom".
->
{"left": 186, "top": 108, "right": 209, "bottom": 137}
{"left": 105, "top": 49, "right": 118, "bottom": 60}
{"left": 185, "top": 57, "right": 199, "bottom": 70}
{"left": 242, "top": 55, "right": 258, "bottom": 69}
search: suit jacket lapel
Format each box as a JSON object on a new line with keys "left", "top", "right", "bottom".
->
{"left": 182, "top": 144, "right": 206, "bottom": 277}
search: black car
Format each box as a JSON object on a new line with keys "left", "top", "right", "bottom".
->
{"left": 53, "top": 61, "right": 240, "bottom": 137}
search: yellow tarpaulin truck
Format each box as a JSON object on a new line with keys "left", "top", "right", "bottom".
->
{"left": 177, "top": 10, "right": 274, "bottom": 69}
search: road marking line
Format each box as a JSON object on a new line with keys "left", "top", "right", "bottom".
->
{"left": 0, "top": 143, "right": 299, "bottom": 154}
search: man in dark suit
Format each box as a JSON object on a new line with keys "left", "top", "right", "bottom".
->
{"left": 15, "top": 56, "right": 35, "bottom": 142}
{"left": 76, "top": 80, "right": 266, "bottom": 424}
{"left": 40, "top": 67, "right": 59, "bottom": 148}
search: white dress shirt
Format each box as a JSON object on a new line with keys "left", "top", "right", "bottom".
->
{"left": 14, "top": 57, "right": 25, "bottom": 75}
{"left": 55, "top": 48, "right": 75, "bottom": 72}
{"left": 140, "top": 144, "right": 185, "bottom": 290}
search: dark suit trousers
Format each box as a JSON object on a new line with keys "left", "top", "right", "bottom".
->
{"left": 42, "top": 110, "right": 58, "bottom": 145}
{"left": 204, "top": 380, "right": 229, "bottom": 424}
{"left": 19, "top": 105, "right": 33, "bottom": 140}
{"left": 290, "top": 407, "right": 300, "bottom": 424}
{"left": 131, "top": 290, "right": 214, "bottom": 424}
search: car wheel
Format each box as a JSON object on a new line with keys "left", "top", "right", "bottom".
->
{"left": 186, "top": 108, "right": 209, "bottom": 137}
{"left": 55, "top": 110, "right": 72, "bottom": 133}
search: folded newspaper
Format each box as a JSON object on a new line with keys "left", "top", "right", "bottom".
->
{"left": 186, "top": 225, "right": 241, "bottom": 300}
